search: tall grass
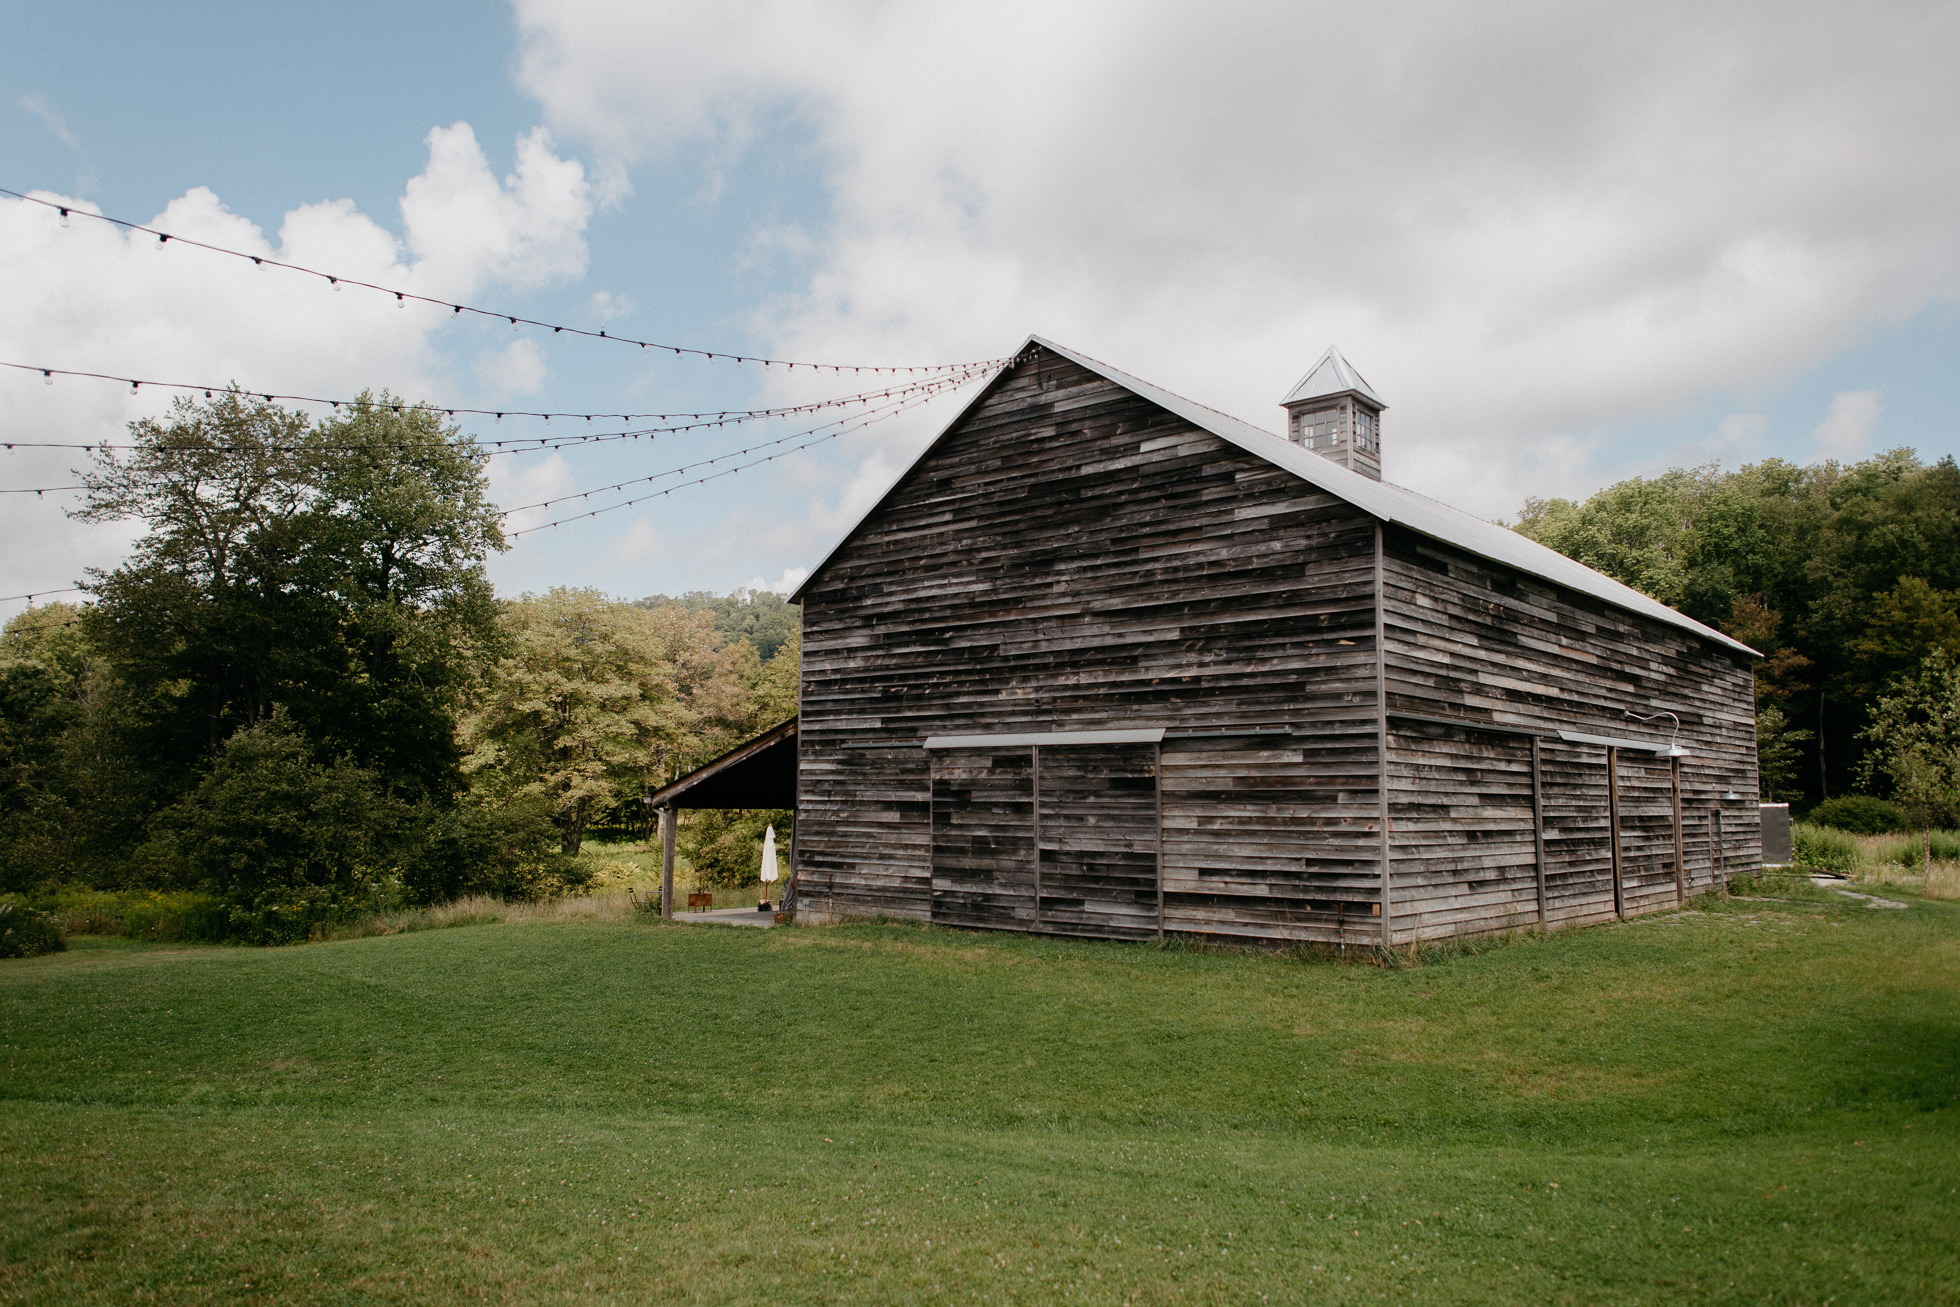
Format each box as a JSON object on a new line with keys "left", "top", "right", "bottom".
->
{"left": 316, "top": 891, "right": 642, "bottom": 941}
{"left": 1791, "top": 821, "right": 1960, "bottom": 899}
{"left": 28, "top": 889, "right": 231, "bottom": 942}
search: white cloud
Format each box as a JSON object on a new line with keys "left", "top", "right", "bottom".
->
{"left": 476, "top": 338, "right": 550, "bottom": 398}
{"left": 0, "top": 124, "right": 597, "bottom": 621}
{"left": 19, "top": 93, "right": 82, "bottom": 154}
{"left": 513, "top": 0, "right": 1960, "bottom": 537}
{"left": 741, "top": 567, "right": 808, "bottom": 595}
{"left": 588, "top": 289, "right": 635, "bottom": 320}
{"left": 486, "top": 450, "right": 578, "bottom": 535}
{"left": 400, "top": 124, "right": 594, "bottom": 294}
{"left": 1812, "top": 390, "right": 1884, "bottom": 460}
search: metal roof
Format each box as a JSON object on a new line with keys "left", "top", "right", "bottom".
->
{"left": 1281, "top": 345, "right": 1385, "bottom": 408}
{"left": 789, "top": 335, "right": 1757, "bottom": 658}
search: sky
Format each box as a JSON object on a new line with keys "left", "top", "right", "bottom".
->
{"left": 4, "top": 0, "right": 1959, "bottom": 623}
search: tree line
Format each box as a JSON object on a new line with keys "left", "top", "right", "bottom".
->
{"left": 1514, "top": 448, "right": 1960, "bottom": 826}
{"left": 0, "top": 392, "right": 798, "bottom": 938}
{"left": 10, "top": 392, "right": 1955, "bottom": 937}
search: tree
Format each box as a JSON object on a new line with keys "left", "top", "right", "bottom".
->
{"left": 74, "top": 390, "right": 316, "bottom": 776}
{"left": 0, "top": 604, "right": 150, "bottom": 888}
{"left": 73, "top": 390, "right": 504, "bottom": 802}
{"left": 1858, "top": 650, "right": 1960, "bottom": 830}
{"left": 463, "top": 589, "right": 684, "bottom": 854}
{"left": 637, "top": 588, "right": 801, "bottom": 662}
{"left": 1514, "top": 449, "right": 1960, "bottom": 802}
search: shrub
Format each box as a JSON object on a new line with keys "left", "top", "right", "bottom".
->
{"left": 1791, "top": 822, "right": 1858, "bottom": 873}
{"left": 680, "top": 808, "right": 791, "bottom": 888}
{"left": 141, "top": 713, "right": 407, "bottom": 943}
{"left": 402, "top": 794, "right": 589, "bottom": 905}
{"left": 0, "top": 900, "right": 65, "bottom": 957}
{"left": 1807, "top": 795, "right": 1910, "bottom": 834}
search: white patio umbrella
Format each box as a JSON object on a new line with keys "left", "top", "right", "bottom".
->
{"left": 760, "top": 824, "right": 779, "bottom": 906}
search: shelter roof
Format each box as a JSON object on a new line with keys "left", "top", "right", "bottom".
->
{"left": 647, "top": 716, "right": 798, "bottom": 809}
{"left": 790, "top": 336, "right": 1756, "bottom": 658}
{"left": 1281, "top": 346, "right": 1385, "bottom": 408}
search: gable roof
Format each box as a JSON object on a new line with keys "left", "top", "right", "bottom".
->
{"left": 1282, "top": 345, "right": 1386, "bottom": 408}
{"left": 790, "top": 335, "right": 1756, "bottom": 658}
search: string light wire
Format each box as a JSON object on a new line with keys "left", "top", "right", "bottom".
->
{"left": 1, "top": 186, "right": 1003, "bottom": 376}
{"left": 0, "top": 358, "right": 995, "bottom": 433}
{"left": 507, "top": 384, "right": 954, "bottom": 538}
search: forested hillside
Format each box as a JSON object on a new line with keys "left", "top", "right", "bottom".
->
{"left": 1514, "top": 449, "right": 1960, "bottom": 814}
{"left": 0, "top": 393, "right": 798, "bottom": 935}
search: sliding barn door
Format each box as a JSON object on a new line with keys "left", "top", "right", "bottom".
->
{"left": 929, "top": 743, "right": 1162, "bottom": 938}
{"left": 1036, "top": 743, "right": 1162, "bottom": 939}
{"left": 930, "top": 750, "right": 1036, "bottom": 930}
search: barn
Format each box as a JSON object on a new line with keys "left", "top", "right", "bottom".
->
{"left": 676, "top": 336, "right": 1763, "bottom": 946}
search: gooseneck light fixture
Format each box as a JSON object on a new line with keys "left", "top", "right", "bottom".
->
{"left": 1625, "top": 709, "right": 1691, "bottom": 757}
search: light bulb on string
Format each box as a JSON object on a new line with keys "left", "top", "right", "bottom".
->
{"left": 43, "top": 371, "right": 53, "bottom": 386}
{"left": 57, "top": 208, "right": 70, "bottom": 229}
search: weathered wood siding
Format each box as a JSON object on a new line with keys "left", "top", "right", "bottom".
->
{"left": 797, "top": 348, "right": 1384, "bottom": 939}
{"left": 1379, "top": 525, "right": 1760, "bottom": 942}
{"left": 796, "top": 344, "right": 1760, "bottom": 946}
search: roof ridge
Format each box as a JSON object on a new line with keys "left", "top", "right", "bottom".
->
{"left": 789, "top": 334, "right": 1755, "bottom": 657}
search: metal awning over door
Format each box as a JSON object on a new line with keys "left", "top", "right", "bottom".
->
{"left": 926, "top": 730, "right": 1164, "bottom": 940}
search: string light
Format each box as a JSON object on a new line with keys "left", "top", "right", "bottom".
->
{"left": 0, "top": 358, "right": 997, "bottom": 436}
{"left": 0, "top": 587, "right": 85, "bottom": 603}
{"left": 506, "top": 384, "right": 952, "bottom": 538}
{"left": 0, "top": 186, "right": 1005, "bottom": 377}
{"left": 500, "top": 388, "right": 933, "bottom": 516}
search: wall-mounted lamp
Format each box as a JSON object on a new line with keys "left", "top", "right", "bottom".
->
{"left": 1626, "top": 709, "right": 1691, "bottom": 758}
{"left": 1723, "top": 788, "right": 1743, "bottom": 801}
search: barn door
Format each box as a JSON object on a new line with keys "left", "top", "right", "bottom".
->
{"left": 929, "top": 750, "right": 1036, "bottom": 930}
{"left": 1035, "top": 743, "right": 1162, "bottom": 940}
{"left": 928, "top": 742, "right": 1162, "bottom": 938}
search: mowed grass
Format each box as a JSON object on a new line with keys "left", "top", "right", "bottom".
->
{"left": 2, "top": 882, "right": 1956, "bottom": 1304}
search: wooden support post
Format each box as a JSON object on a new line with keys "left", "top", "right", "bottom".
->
{"left": 783, "top": 809, "right": 800, "bottom": 912}
{"left": 1374, "top": 521, "right": 1393, "bottom": 948}
{"left": 1671, "top": 756, "right": 1687, "bottom": 904}
{"left": 1713, "top": 806, "right": 1725, "bottom": 883}
{"left": 1530, "top": 736, "right": 1548, "bottom": 927}
{"left": 660, "top": 805, "right": 676, "bottom": 920}
{"left": 1030, "top": 745, "right": 1043, "bottom": 931}
{"left": 1607, "top": 747, "right": 1625, "bottom": 919}
{"left": 1154, "top": 741, "right": 1165, "bottom": 940}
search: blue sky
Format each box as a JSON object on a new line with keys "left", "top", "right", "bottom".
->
{"left": 4, "top": 1, "right": 1958, "bottom": 619}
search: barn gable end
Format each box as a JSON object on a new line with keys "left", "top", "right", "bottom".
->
{"left": 797, "top": 347, "right": 1390, "bottom": 939}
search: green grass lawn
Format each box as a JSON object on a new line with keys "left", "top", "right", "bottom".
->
{"left": 3, "top": 880, "right": 1956, "bottom": 1304}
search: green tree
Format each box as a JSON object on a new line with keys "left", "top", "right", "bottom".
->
{"left": 0, "top": 604, "right": 150, "bottom": 888}
{"left": 680, "top": 808, "right": 793, "bottom": 889}
{"left": 1859, "top": 650, "right": 1960, "bottom": 829}
{"left": 463, "top": 589, "right": 685, "bottom": 854}
{"left": 637, "top": 588, "right": 801, "bottom": 662}
{"left": 73, "top": 390, "right": 504, "bottom": 802}
{"left": 1515, "top": 450, "right": 1960, "bottom": 802}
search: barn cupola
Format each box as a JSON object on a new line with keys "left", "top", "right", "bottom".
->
{"left": 1280, "top": 347, "right": 1385, "bottom": 481}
